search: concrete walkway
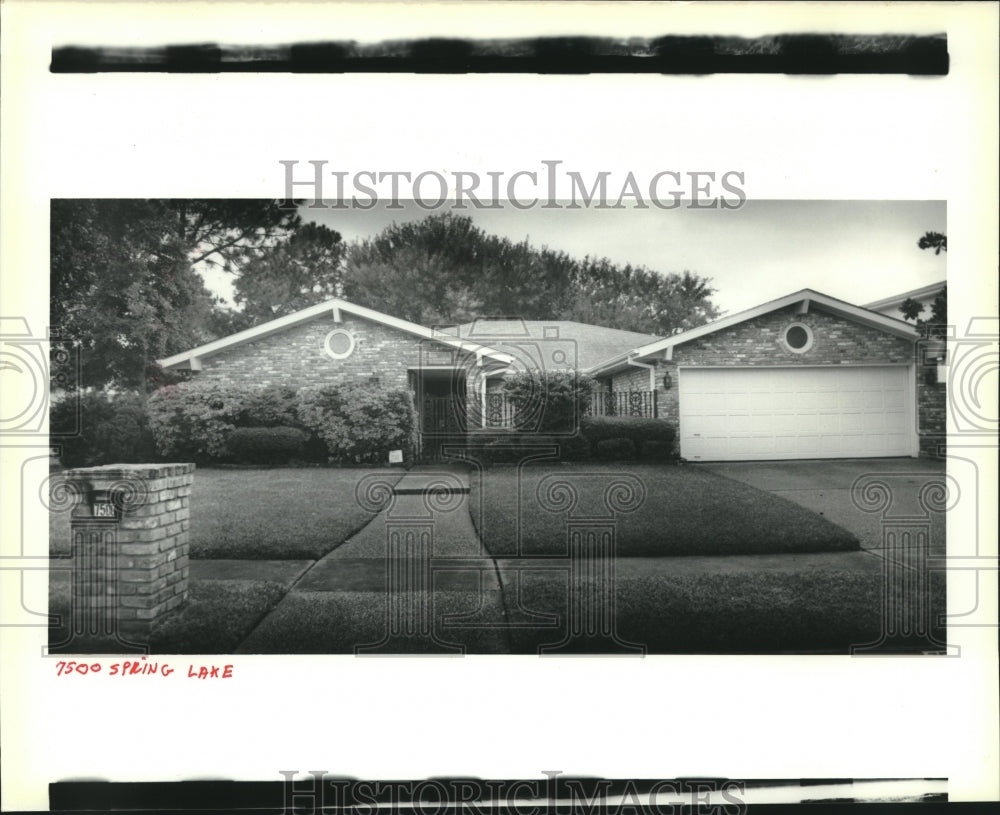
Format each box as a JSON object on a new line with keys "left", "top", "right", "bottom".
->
{"left": 234, "top": 466, "right": 511, "bottom": 654}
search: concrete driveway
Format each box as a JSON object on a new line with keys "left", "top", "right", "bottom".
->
{"left": 699, "top": 457, "right": 947, "bottom": 555}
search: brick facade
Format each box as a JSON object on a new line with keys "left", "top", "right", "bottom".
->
{"left": 917, "top": 375, "right": 947, "bottom": 456}
{"left": 196, "top": 313, "right": 477, "bottom": 391}
{"left": 609, "top": 364, "right": 654, "bottom": 394}
{"left": 63, "top": 463, "right": 193, "bottom": 644}
{"left": 601, "top": 304, "right": 935, "bottom": 455}
{"left": 185, "top": 303, "right": 945, "bottom": 460}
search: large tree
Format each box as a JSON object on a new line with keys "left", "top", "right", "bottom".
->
{"left": 50, "top": 199, "right": 302, "bottom": 390}
{"left": 341, "top": 214, "right": 492, "bottom": 324}
{"left": 52, "top": 203, "right": 723, "bottom": 391}
{"left": 475, "top": 239, "right": 580, "bottom": 320}
{"left": 229, "top": 222, "right": 346, "bottom": 331}
{"left": 342, "top": 213, "right": 720, "bottom": 335}
{"left": 562, "top": 260, "right": 721, "bottom": 335}
{"left": 342, "top": 214, "right": 586, "bottom": 324}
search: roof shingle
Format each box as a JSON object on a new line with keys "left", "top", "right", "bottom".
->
{"left": 454, "top": 319, "right": 662, "bottom": 370}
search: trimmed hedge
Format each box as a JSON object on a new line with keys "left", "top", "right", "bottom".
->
{"left": 460, "top": 432, "right": 592, "bottom": 465}
{"left": 141, "top": 382, "right": 676, "bottom": 466}
{"left": 580, "top": 416, "right": 677, "bottom": 447}
{"left": 641, "top": 440, "right": 675, "bottom": 460}
{"left": 50, "top": 391, "right": 156, "bottom": 468}
{"left": 226, "top": 426, "right": 310, "bottom": 464}
{"left": 596, "top": 437, "right": 637, "bottom": 460}
{"left": 297, "top": 383, "right": 417, "bottom": 464}
{"left": 453, "top": 433, "right": 522, "bottom": 465}
{"left": 148, "top": 381, "right": 327, "bottom": 463}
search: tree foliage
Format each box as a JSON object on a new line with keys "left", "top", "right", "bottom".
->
{"left": 50, "top": 199, "right": 303, "bottom": 391}
{"left": 343, "top": 213, "right": 720, "bottom": 335}
{"left": 900, "top": 232, "right": 947, "bottom": 337}
{"left": 501, "top": 370, "right": 596, "bottom": 433}
{"left": 917, "top": 231, "right": 947, "bottom": 255}
{"left": 229, "top": 222, "right": 346, "bottom": 330}
{"left": 901, "top": 287, "right": 947, "bottom": 338}
{"left": 52, "top": 204, "right": 722, "bottom": 392}
{"left": 50, "top": 391, "right": 156, "bottom": 467}
{"left": 563, "top": 260, "right": 721, "bottom": 335}
{"left": 342, "top": 214, "right": 494, "bottom": 324}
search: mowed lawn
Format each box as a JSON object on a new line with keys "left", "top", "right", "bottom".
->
{"left": 470, "top": 463, "right": 943, "bottom": 654}
{"left": 48, "top": 576, "right": 292, "bottom": 654}
{"left": 50, "top": 468, "right": 404, "bottom": 561}
{"left": 470, "top": 463, "right": 859, "bottom": 557}
{"left": 47, "top": 462, "right": 945, "bottom": 654}
{"left": 500, "top": 560, "right": 947, "bottom": 654}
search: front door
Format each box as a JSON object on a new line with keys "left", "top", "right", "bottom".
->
{"left": 414, "top": 369, "right": 468, "bottom": 458}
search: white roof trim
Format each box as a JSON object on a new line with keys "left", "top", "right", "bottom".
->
{"left": 586, "top": 289, "right": 920, "bottom": 376}
{"left": 863, "top": 280, "right": 946, "bottom": 311}
{"left": 157, "top": 298, "right": 514, "bottom": 369}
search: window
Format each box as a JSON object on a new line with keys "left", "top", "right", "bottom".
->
{"left": 783, "top": 323, "right": 813, "bottom": 353}
{"left": 324, "top": 328, "right": 356, "bottom": 360}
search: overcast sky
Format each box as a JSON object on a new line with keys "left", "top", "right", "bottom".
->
{"left": 206, "top": 200, "right": 946, "bottom": 318}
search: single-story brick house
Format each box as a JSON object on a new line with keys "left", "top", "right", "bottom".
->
{"left": 156, "top": 299, "right": 658, "bottom": 447}
{"left": 158, "top": 288, "right": 945, "bottom": 461}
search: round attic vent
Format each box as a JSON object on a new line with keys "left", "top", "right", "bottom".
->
{"left": 783, "top": 323, "right": 814, "bottom": 353}
{"left": 324, "top": 328, "right": 356, "bottom": 360}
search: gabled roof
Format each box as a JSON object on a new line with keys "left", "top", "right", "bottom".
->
{"left": 453, "top": 319, "right": 662, "bottom": 370}
{"left": 157, "top": 298, "right": 515, "bottom": 370}
{"left": 586, "top": 288, "right": 920, "bottom": 376}
{"left": 863, "top": 280, "right": 946, "bottom": 312}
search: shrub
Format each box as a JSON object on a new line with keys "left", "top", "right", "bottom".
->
{"left": 641, "top": 439, "right": 676, "bottom": 460}
{"left": 147, "top": 381, "right": 330, "bottom": 464}
{"left": 226, "top": 426, "right": 310, "bottom": 464}
{"left": 453, "top": 433, "right": 555, "bottom": 465}
{"left": 595, "top": 437, "right": 637, "bottom": 460}
{"left": 458, "top": 431, "right": 593, "bottom": 465}
{"left": 50, "top": 391, "right": 156, "bottom": 468}
{"left": 147, "top": 381, "right": 243, "bottom": 462}
{"left": 580, "top": 416, "right": 677, "bottom": 449}
{"left": 297, "top": 383, "right": 417, "bottom": 463}
{"left": 502, "top": 370, "right": 595, "bottom": 434}
{"left": 235, "top": 385, "right": 300, "bottom": 428}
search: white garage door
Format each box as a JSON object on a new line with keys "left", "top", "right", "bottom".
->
{"left": 679, "top": 366, "right": 913, "bottom": 461}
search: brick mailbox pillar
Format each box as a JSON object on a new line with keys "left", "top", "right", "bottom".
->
{"left": 61, "top": 463, "right": 194, "bottom": 646}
